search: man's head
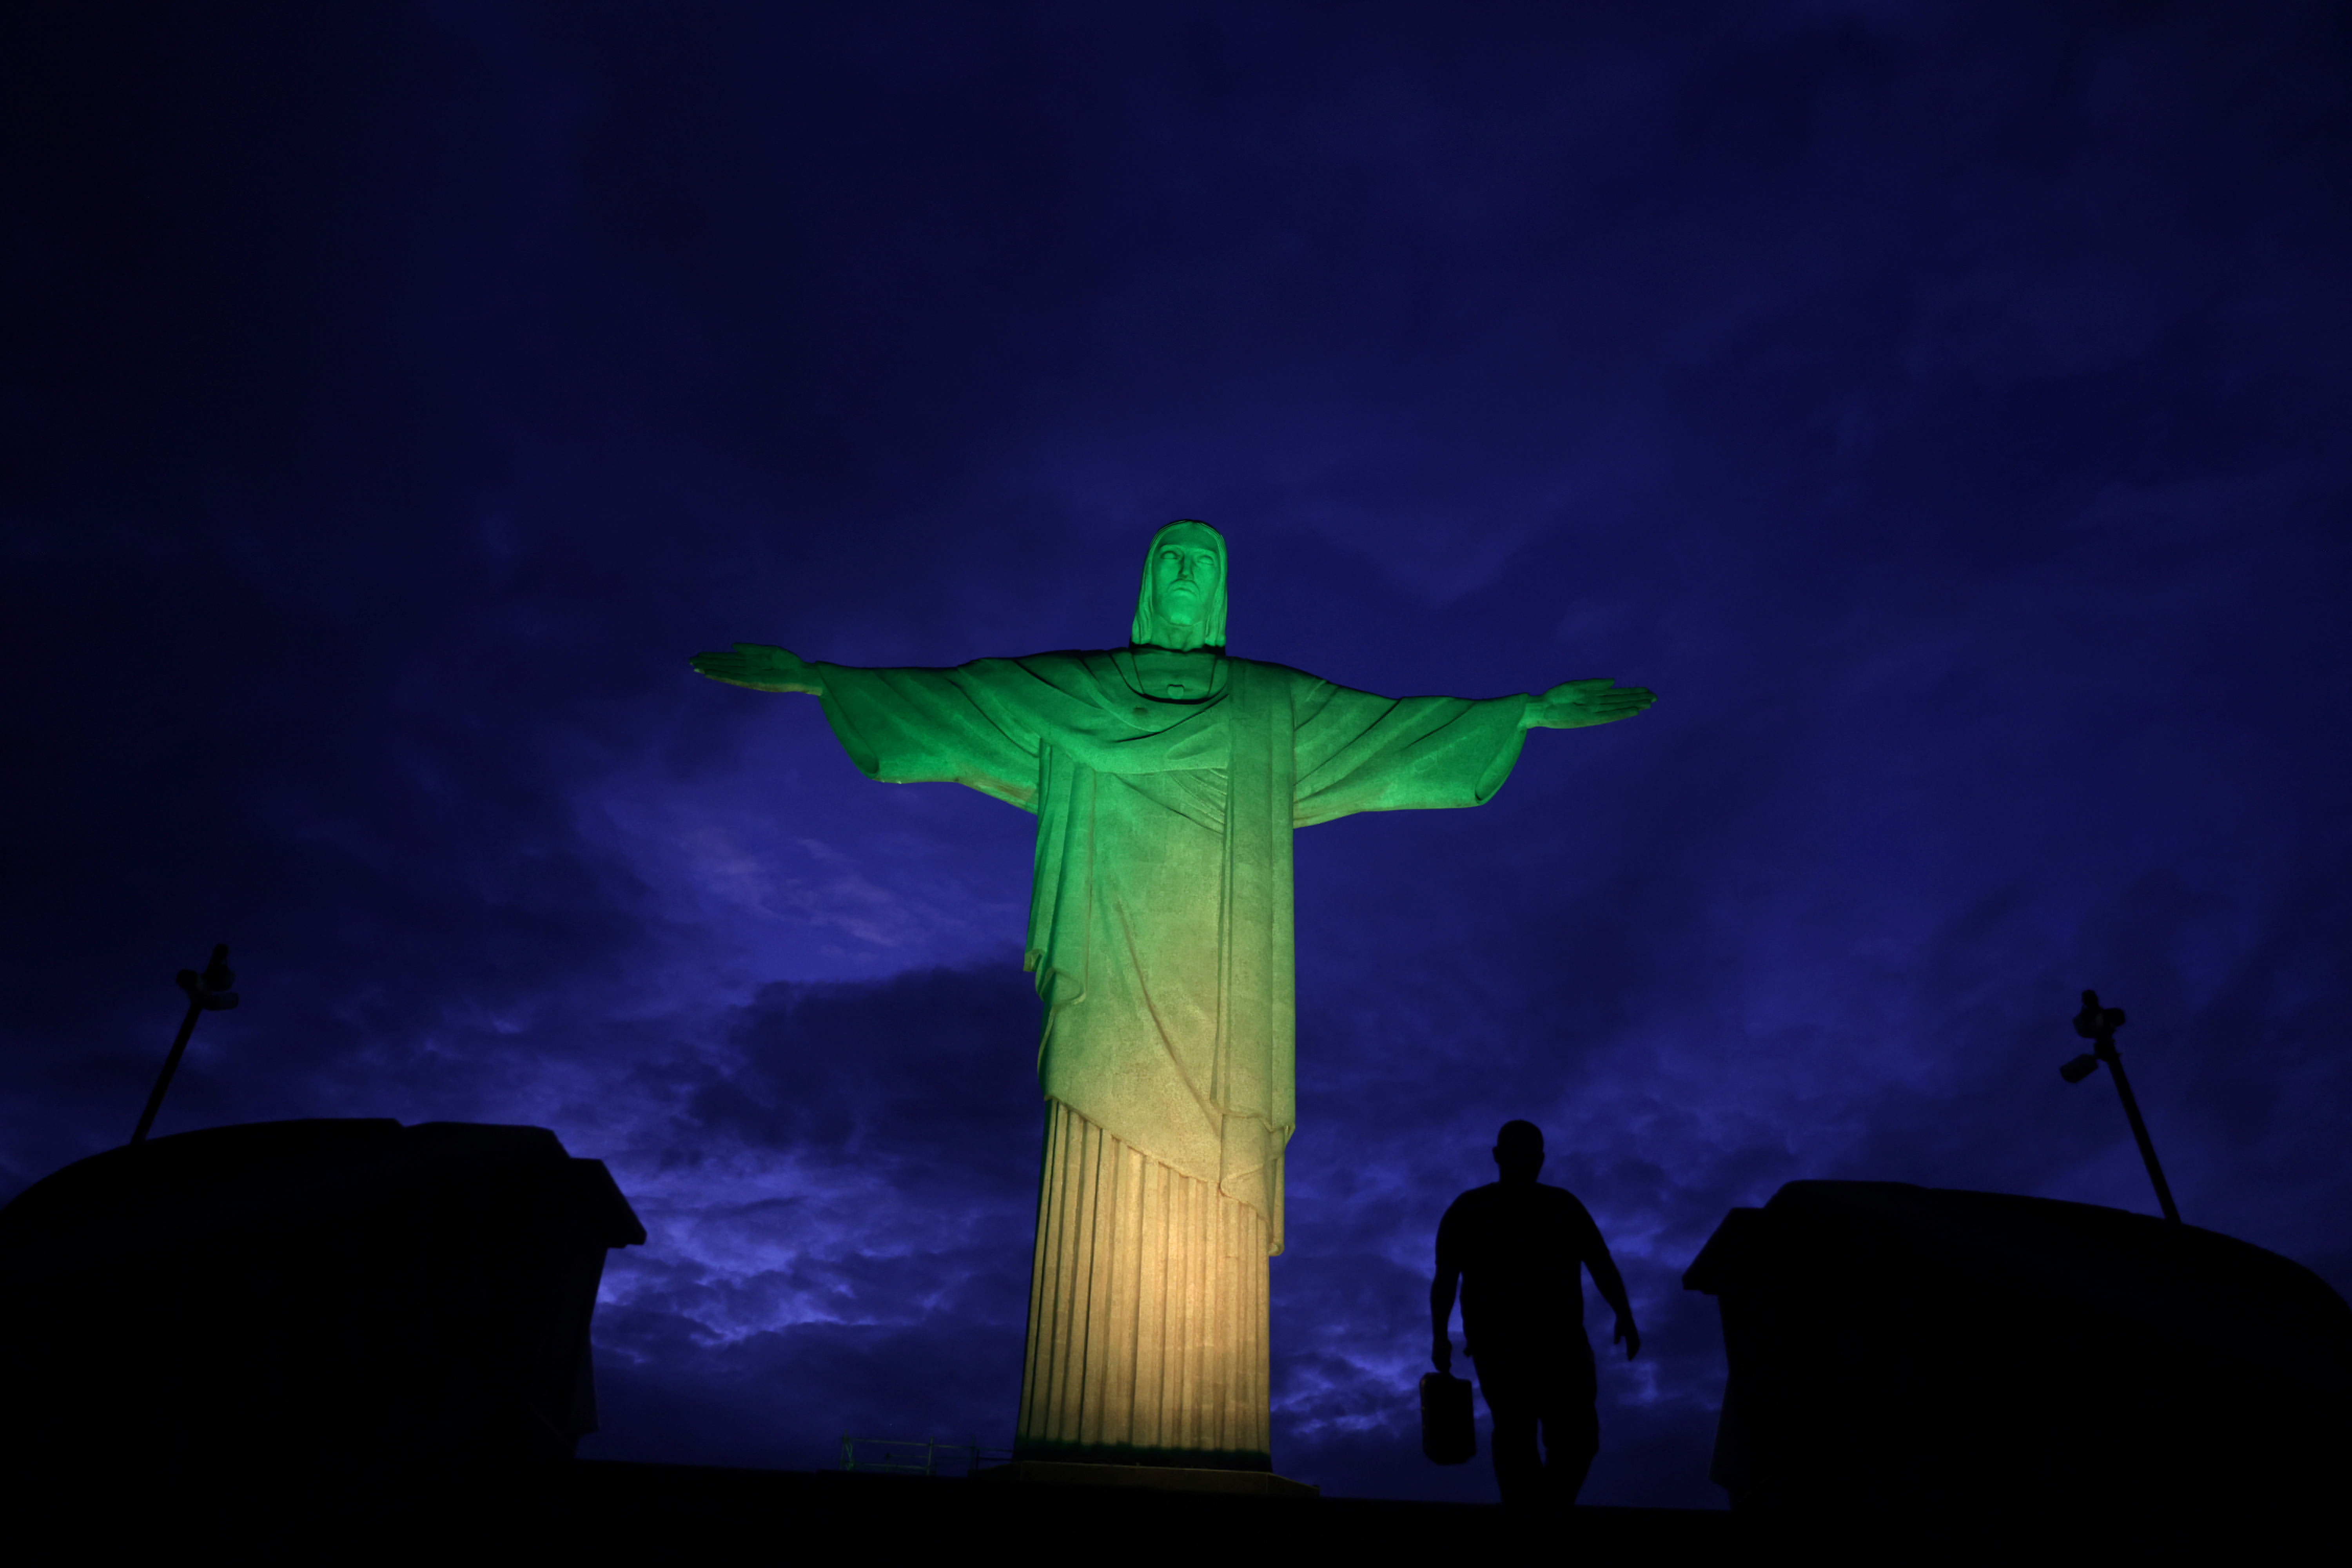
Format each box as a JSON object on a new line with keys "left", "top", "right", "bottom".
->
{"left": 1493, "top": 1120, "right": 1545, "bottom": 1185}
{"left": 1131, "top": 520, "right": 1227, "bottom": 651}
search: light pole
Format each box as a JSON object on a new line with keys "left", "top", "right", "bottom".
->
{"left": 2058, "top": 989, "right": 2180, "bottom": 1224}
{"left": 131, "top": 943, "right": 239, "bottom": 1145}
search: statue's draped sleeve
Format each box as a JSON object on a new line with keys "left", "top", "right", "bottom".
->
{"left": 1288, "top": 674, "right": 1532, "bottom": 827}
{"left": 811, "top": 656, "right": 1093, "bottom": 810}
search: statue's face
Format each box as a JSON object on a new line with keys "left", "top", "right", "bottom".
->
{"left": 1150, "top": 532, "right": 1222, "bottom": 630}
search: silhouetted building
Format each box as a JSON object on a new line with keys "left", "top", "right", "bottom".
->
{"left": 1685, "top": 1181, "right": 2352, "bottom": 1519}
{"left": 0, "top": 1119, "right": 644, "bottom": 1491}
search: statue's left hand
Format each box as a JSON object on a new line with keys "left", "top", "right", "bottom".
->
{"left": 1524, "top": 678, "right": 1655, "bottom": 730}
{"left": 690, "top": 643, "right": 825, "bottom": 695}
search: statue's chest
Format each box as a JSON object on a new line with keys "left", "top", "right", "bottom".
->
{"left": 1127, "top": 650, "right": 1220, "bottom": 703}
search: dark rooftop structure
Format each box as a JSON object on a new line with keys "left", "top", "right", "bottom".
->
{"left": 1685, "top": 1181, "right": 2352, "bottom": 1521}
{"left": 0, "top": 1118, "right": 644, "bottom": 1501}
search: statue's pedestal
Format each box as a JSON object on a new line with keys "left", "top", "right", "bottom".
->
{"left": 978, "top": 1461, "right": 1317, "bottom": 1499}
{"left": 1021, "top": 1104, "right": 1276, "bottom": 1467}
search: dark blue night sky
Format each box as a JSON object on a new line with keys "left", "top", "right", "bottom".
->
{"left": 5, "top": 2, "right": 2347, "bottom": 1506}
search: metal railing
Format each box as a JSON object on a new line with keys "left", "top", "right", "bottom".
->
{"left": 838, "top": 1434, "right": 1014, "bottom": 1477}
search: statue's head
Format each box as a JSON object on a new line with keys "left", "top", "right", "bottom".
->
{"left": 1131, "top": 520, "right": 1227, "bottom": 652}
{"left": 1493, "top": 1119, "right": 1545, "bottom": 1185}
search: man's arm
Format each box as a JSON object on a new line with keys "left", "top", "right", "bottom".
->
{"left": 1586, "top": 1229, "right": 1641, "bottom": 1360}
{"left": 1431, "top": 1201, "right": 1464, "bottom": 1374}
{"left": 1430, "top": 1263, "right": 1460, "bottom": 1374}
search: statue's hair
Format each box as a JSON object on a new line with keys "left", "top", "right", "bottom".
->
{"left": 1131, "top": 520, "right": 1228, "bottom": 649}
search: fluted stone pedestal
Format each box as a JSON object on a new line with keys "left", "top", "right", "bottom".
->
{"left": 1015, "top": 1102, "right": 1276, "bottom": 1472}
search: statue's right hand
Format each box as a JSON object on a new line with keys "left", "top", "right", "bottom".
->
{"left": 689, "top": 643, "right": 824, "bottom": 695}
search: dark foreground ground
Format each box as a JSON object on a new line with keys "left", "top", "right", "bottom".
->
{"left": 557, "top": 1461, "right": 1737, "bottom": 1550}
{"left": 12, "top": 1458, "right": 2321, "bottom": 1556}
{"left": 16, "top": 1460, "right": 1732, "bottom": 1553}
{"left": 558, "top": 1463, "right": 2333, "bottom": 1559}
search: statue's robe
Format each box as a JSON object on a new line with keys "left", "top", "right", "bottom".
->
{"left": 815, "top": 649, "right": 1530, "bottom": 1468}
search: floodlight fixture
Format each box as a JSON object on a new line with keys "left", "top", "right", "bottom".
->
{"left": 131, "top": 943, "right": 239, "bottom": 1145}
{"left": 2058, "top": 988, "right": 2180, "bottom": 1225}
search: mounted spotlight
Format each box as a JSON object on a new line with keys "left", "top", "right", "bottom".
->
{"left": 2057, "top": 989, "right": 2180, "bottom": 1224}
{"left": 131, "top": 943, "right": 240, "bottom": 1145}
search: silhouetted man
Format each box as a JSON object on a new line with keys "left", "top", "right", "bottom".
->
{"left": 1432, "top": 1120, "right": 1639, "bottom": 1508}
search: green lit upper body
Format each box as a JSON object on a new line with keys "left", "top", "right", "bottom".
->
{"left": 688, "top": 521, "right": 1656, "bottom": 1250}
{"left": 695, "top": 652, "right": 1653, "bottom": 731}
{"left": 693, "top": 517, "right": 1656, "bottom": 728}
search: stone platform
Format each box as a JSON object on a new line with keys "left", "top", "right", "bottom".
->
{"left": 510, "top": 1461, "right": 1728, "bottom": 1550}
{"left": 975, "top": 1459, "right": 1319, "bottom": 1497}
{"left": 17, "top": 1458, "right": 2308, "bottom": 1552}
{"left": 15, "top": 1459, "right": 1733, "bottom": 1550}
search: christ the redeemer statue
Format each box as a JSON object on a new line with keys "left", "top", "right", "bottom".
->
{"left": 691, "top": 521, "right": 1653, "bottom": 1474}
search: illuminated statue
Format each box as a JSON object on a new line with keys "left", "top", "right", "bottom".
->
{"left": 691, "top": 521, "right": 1653, "bottom": 1472}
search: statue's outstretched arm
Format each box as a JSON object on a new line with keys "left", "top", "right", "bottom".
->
{"left": 690, "top": 642, "right": 825, "bottom": 695}
{"left": 1522, "top": 678, "right": 1655, "bottom": 730}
